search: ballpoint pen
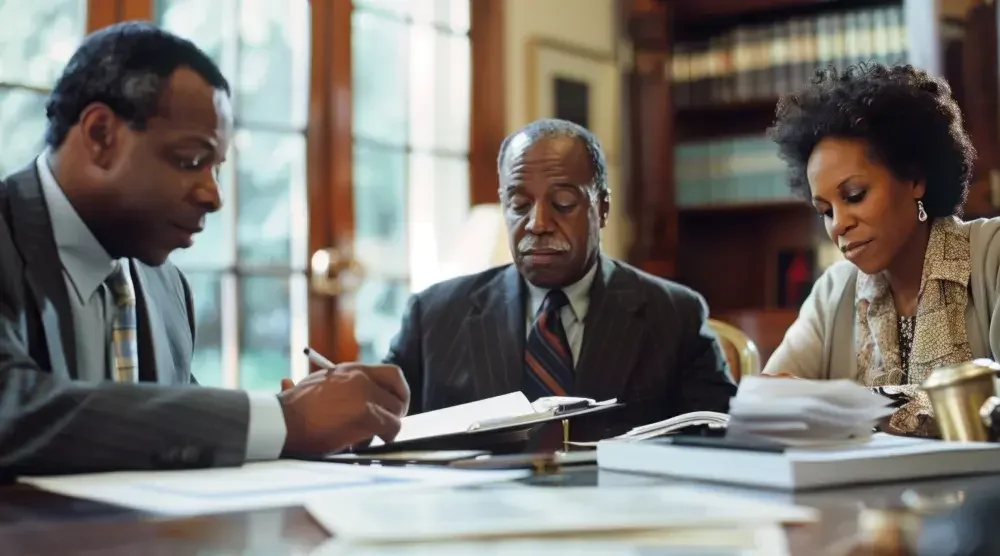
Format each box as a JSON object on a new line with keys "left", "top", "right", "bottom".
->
{"left": 302, "top": 346, "right": 337, "bottom": 371}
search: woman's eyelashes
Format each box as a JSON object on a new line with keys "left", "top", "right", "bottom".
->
{"left": 844, "top": 188, "right": 867, "bottom": 204}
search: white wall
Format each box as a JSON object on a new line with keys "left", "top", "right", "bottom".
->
{"left": 504, "top": 0, "right": 632, "bottom": 259}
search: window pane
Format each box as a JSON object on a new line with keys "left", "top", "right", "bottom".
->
{"left": 235, "top": 129, "right": 307, "bottom": 268}
{"left": 353, "top": 143, "right": 408, "bottom": 277}
{"left": 236, "top": 0, "right": 309, "bottom": 129}
{"left": 354, "top": 279, "right": 410, "bottom": 364}
{"left": 0, "top": 0, "right": 85, "bottom": 88}
{"left": 169, "top": 162, "right": 236, "bottom": 269}
{"left": 0, "top": 88, "right": 46, "bottom": 176}
{"left": 352, "top": 11, "right": 409, "bottom": 146}
{"left": 156, "top": 0, "right": 237, "bottom": 76}
{"left": 185, "top": 271, "right": 224, "bottom": 387}
{"left": 408, "top": 154, "right": 470, "bottom": 292}
{"left": 409, "top": 28, "right": 470, "bottom": 153}
{"left": 239, "top": 275, "right": 291, "bottom": 391}
{"left": 412, "top": 0, "right": 470, "bottom": 33}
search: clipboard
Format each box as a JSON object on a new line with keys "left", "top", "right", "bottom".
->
{"left": 352, "top": 401, "right": 623, "bottom": 455}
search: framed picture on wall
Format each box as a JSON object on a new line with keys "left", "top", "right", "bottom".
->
{"left": 525, "top": 38, "right": 619, "bottom": 163}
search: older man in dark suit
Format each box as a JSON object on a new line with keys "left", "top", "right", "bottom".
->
{"left": 0, "top": 23, "right": 408, "bottom": 476}
{"left": 386, "top": 119, "right": 736, "bottom": 437}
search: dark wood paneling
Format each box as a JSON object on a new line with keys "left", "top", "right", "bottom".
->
{"left": 307, "top": 0, "right": 357, "bottom": 361}
{"left": 469, "top": 0, "right": 506, "bottom": 206}
{"left": 86, "top": 0, "right": 151, "bottom": 32}
{"left": 625, "top": 4, "right": 675, "bottom": 277}
{"left": 677, "top": 206, "right": 813, "bottom": 312}
{"left": 717, "top": 308, "right": 799, "bottom": 363}
{"left": 962, "top": 1, "right": 1000, "bottom": 218}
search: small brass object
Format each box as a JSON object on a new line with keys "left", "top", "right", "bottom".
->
{"left": 921, "top": 359, "right": 1000, "bottom": 442}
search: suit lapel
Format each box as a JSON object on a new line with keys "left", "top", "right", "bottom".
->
{"left": 576, "top": 256, "right": 645, "bottom": 400}
{"left": 465, "top": 265, "right": 525, "bottom": 399}
{"left": 5, "top": 163, "right": 77, "bottom": 379}
{"left": 130, "top": 262, "right": 173, "bottom": 384}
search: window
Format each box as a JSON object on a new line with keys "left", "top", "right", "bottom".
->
{"left": 351, "top": 0, "right": 471, "bottom": 362}
{"left": 0, "top": 0, "right": 86, "bottom": 175}
{"left": 156, "top": 0, "right": 311, "bottom": 390}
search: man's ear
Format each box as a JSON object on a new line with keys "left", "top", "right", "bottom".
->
{"left": 77, "top": 103, "right": 120, "bottom": 169}
{"left": 598, "top": 191, "right": 611, "bottom": 228}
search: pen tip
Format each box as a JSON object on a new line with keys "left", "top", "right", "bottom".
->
{"left": 302, "top": 347, "right": 310, "bottom": 355}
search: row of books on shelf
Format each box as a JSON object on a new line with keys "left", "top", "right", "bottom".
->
{"left": 671, "top": 4, "right": 907, "bottom": 108}
{"left": 675, "top": 136, "right": 796, "bottom": 208}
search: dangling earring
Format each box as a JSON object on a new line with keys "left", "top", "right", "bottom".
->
{"left": 917, "top": 200, "right": 928, "bottom": 222}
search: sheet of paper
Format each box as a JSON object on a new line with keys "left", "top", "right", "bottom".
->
{"left": 19, "top": 461, "right": 529, "bottom": 516}
{"left": 370, "top": 392, "right": 534, "bottom": 447}
{"left": 305, "top": 485, "right": 817, "bottom": 543}
{"left": 311, "top": 524, "right": 790, "bottom": 556}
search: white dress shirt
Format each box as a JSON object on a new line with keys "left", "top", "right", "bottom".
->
{"left": 36, "top": 153, "right": 285, "bottom": 461}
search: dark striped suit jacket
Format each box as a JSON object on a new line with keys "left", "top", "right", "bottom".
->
{"left": 385, "top": 256, "right": 737, "bottom": 439}
{"left": 0, "top": 164, "right": 249, "bottom": 476}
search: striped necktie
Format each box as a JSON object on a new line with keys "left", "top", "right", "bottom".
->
{"left": 523, "top": 289, "right": 574, "bottom": 401}
{"left": 107, "top": 260, "right": 139, "bottom": 383}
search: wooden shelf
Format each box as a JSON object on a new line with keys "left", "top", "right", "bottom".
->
{"left": 678, "top": 201, "right": 805, "bottom": 215}
{"left": 664, "top": 0, "right": 900, "bottom": 33}
{"left": 665, "top": 0, "right": 836, "bottom": 23}
{"left": 675, "top": 98, "right": 781, "bottom": 141}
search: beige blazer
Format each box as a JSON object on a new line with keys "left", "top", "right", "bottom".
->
{"left": 763, "top": 218, "right": 1000, "bottom": 379}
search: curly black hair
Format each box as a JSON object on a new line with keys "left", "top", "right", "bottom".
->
{"left": 45, "top": 21, "right": 229, "bottom": 148}
{"left": 767, "top": 62, "right": 977, "bottom": 218}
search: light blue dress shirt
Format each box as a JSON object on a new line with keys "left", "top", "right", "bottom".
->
{"left": 36, "top": 153, "right": 286, "bottom": 461}
{"left": 524, "top": 261, "right": 598, "bottom": 365}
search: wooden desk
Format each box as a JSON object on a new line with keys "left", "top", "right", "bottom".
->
{"left": 2, "top": 467, "right": 999, "bottom": 555}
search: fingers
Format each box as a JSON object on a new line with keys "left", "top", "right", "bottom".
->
{"left": 761, "top": 371, "right": 799, "bottom": 379}
{"left": 364, "top": 402, "right": 403, "bottom": 442}
{"left": 340, "top": 364, "right": 410, "bottom": 411}
{"left": 280, "top": 378, "right": 294, "bottom": 391}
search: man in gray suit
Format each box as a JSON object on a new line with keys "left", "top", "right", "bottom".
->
{"left": 386, "top": 119, "right": 736, "bottom": 438}
{"left": 0, "top": 23, "right": 408, "bottom": 476}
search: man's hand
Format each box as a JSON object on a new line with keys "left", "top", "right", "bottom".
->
{"left": 277, "top": 363, "right": 410, "bottom": 455}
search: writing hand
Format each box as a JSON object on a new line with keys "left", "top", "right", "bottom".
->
{"left": 277, "top": 363, "right": 410, "bottom": 455}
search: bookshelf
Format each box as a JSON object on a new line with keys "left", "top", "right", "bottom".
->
{"left": 624, "top": 0, "right": 999, "bottom": 361}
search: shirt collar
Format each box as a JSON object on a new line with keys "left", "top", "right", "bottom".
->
{"left": 856, "top": 216, "right": 971, "bottom": 305}
{"left": 526, "top": 260, "right": 599, "bottom": 322}
{"left": 37, "top": 152, "right": 116, "bottom": 303}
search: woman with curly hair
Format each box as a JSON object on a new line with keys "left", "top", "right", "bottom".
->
{"left": 763, "top": 62, "right": 1000, "bottom": 436}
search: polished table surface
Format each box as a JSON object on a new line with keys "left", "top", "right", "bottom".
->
{"left": 3, "top": 465, "right": 1000, "bottom": 555}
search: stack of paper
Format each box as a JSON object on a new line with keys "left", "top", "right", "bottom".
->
{"left": 304, "top": 485, "right": 816, "bottom": 546}
{"left": 726, "top": 377, "right": 896, "bottom": 447}
{"left": 312, "top": 525, "right": 791, "bottom": 555}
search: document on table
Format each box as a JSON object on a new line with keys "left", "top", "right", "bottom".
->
{"left": 305, "top": 485, "right": 817, "bottom": 544}
{"left": 312, "top": 524, "right": 790, "bottom": 556}
{"left": 19, "top": 461, "right": 529, "bottom": 516}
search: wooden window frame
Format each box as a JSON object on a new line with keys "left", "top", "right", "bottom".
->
{"left": 80, "top": 0, "right": 506, "bottom": 367}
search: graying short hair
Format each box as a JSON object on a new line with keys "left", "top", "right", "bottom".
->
{"left": 496, "top": 118, "right": 609, "bottom": 194}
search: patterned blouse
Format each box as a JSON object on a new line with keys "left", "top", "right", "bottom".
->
{"left": 855, "top": 216, "right": 975, "bottom": 436}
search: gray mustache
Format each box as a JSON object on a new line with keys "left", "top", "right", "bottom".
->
{"left": 518, "top": 236, "right": 570, "bottom": 253}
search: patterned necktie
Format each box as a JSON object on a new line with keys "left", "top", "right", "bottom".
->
{"left": 107, "top": 260, "right": 139, "bottom": 383}
{"left": 523, "top": 289, "right": 574, "bottom": 401}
